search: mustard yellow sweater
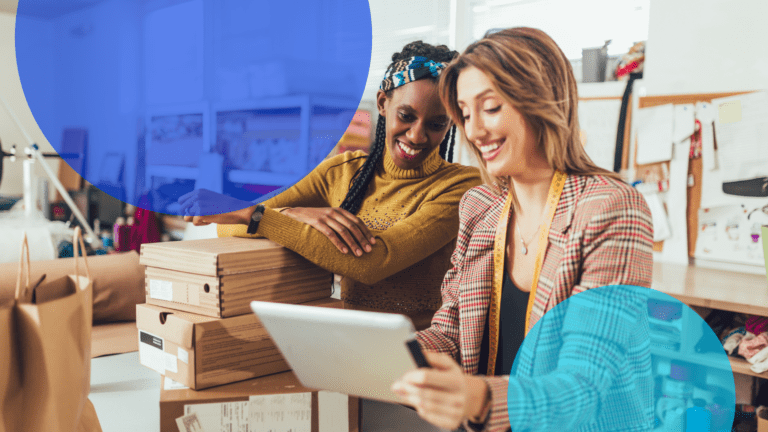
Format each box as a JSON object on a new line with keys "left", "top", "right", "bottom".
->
{"left": 218, "top": 146, "right": 481, "bottom": 314}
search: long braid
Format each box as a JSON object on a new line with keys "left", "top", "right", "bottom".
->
{"left": 438, "top": 125, "right": 457, "bottom": 162}
{"left": 439, "top": 128, "right": 449, "bottom": 160}
{"left": 339, "top": 116, "right": 386, "bottom": 215}
{"left": 446, "top": 125, "right": 456, "bottom": 163}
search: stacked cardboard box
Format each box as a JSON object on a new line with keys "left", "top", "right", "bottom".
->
{"left": 137, "top": 297, "right": 340, "bottom": 389}
{"left": 137, "top": 237, "right": 335, "bottom": 389}
{"left": 140, "top": 237, "right": 332, "bottom": 317}
{"left": 160, "top": 371, "right": 359, "bottom": 432}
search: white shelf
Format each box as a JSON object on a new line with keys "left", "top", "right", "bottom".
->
{"left": 215, "top": 95, "right": 359, "bottom": 184}
{"left": 648, "top": 316, "right": 683, "bottom": 329}
{"left": 146, "top": 165, "right": 200, "bottom": 181}
{"left": 212, "top": 95, "right": 358, "bottom": 112}
{"left": 228, "top": 170, "right": 301, "bottom": 186}
{"left": 651, "top": 347, "right": 768, "bottom": 379}
{"left": 650, "top": 347, "right": 730, "bottom": 371}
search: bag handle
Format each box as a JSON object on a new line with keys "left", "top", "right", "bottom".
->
{"left": 72, "top": 227, "right": 91, "bottom": 292}
{"left": 15, "top": 232, "right": 30, "bottom": 301}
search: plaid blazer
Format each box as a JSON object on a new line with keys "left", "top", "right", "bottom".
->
{"left": 416, "top": 174, "right": 654, "bottom": 432}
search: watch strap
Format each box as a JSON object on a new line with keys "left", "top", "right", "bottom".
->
{"left": 246, "top": 205, "right": 265, "bottom": 235}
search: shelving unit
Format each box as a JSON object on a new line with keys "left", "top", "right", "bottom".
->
{"left": 143, "top": 103, "right": 213, "bottom": 209}
{"left": 652, "top": 261, "right": 768, "bottom": 318}
{"left": 214, "top": 95, "right": 359, "bottom": 192}
{"left": 651, "top": 261, "right": 768, "bottom": 379}
{"left": 139, "top": 96, "right": 360, "bottom": 207}
{"left": 227, "top": 170, "right": 301, "bottom": 187}
{"left": 145, "top": 165, "right": 200, "bottom": 183}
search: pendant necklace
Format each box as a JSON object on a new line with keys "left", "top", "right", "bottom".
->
{"left": 514, "top": 217, "right": 539, "bottom": 255}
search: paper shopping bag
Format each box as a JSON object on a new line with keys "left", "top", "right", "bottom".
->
{"left": 11, "top": 227, "right": 101, "bottom": 432}
{"left": 0, "top": 300, "right": 22, "bottom": 432}
{"left": 75, "top": 399, "right": 103, "bottom": 432}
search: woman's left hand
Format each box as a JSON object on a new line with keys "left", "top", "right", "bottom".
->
{"left": 391, "top": 352, "right": 490, "bottom": 430}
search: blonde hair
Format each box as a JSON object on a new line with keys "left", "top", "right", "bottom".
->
{"left": 439, "top": 27, "right": 619, "bottom": 195}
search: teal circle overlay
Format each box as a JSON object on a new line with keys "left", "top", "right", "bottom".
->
{"left": 508, "top": 285, "right": 735, "bottom": 431}
{"left": 15, "top": 0, "right": 372, "bottom": 216}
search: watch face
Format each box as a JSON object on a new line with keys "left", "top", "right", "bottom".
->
{"left": 252, "top": 205, "right": 265, "bottom": 221}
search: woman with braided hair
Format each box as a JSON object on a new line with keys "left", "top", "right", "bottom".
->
{"left": 182, "top": 41, "right": 481, "bottom": 329}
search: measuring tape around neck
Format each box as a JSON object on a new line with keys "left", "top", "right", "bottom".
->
{"left": 486, "top": 170, "right": 567, "bottom": 375}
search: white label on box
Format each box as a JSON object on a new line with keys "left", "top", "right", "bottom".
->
{"left": 149, "top": 279, "right": 173, "bottom": 301}
{"left": 178, "top": 347, "right": 189, "bottom": 364}
{"left": 165, "top": 352, "right": 178, "bottom": 373}
{"left": 164, "top": 377, "right": 189, "bottom": 390}
{"left": 138, "top": 330, "right": 165, "bottom": 374}
{"left": 185, "top": 401, "right": 249, "bottom": 432}
{"left": 175, "top": 412, "right": 204, "bottom": 432}
{"left": 249, "top": 392, "right": 311, "bottom": 432}
{"left": 318, "top": 391, "right": 348, "bottom": 432}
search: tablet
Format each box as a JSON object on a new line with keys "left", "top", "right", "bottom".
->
{"left": 250, "top": 301, "right": 427, "bottom": 403}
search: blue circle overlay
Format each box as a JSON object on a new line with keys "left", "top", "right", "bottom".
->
{"left": 16, "top": 0, "right": 372, "bottom": 216}
{"left": 507, "top": 285, "right": 735, "bottom": 431}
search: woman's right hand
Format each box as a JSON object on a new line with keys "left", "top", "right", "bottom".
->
{"left": 179, "top": 189, "right": 255, "bottom": 226}
{"left": 282, "top": 207, "right": 376, "bottom": 256}
{"left": 391, "top": 351, "right": 491, "bottom": 430}
{"left": 183, "top": 205, "right": 254, "bottom": 226}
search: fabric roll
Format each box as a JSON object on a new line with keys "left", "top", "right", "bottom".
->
{"left": 0, "top": 251, "right": 144, "bottom": 323}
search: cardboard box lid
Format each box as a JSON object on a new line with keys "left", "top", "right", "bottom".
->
{"left": 136, "top": 303, "right": 206, "bottom": 349}
{"left": 140, "top": 237, "right": 309, "bottom": 277}
{"left": 138, "top": 297, "right": 341, "bottom": 363}
{"left": 161, "top": 371, "right": 313, "bottom": 403}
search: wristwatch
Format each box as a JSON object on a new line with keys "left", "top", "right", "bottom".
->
{"left": 246, "top": 205, "right": 266, "bottom": 234}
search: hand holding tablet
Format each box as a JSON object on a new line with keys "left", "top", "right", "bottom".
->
{"left": 391, "top": 351, "right": 492, "bottom": 430}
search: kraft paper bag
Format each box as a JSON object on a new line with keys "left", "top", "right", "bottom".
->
{"left": 0, "top": 301, "right": 22, "bottom": 432}
{"left": 75, "top": 399, "right": 103, "bottom": 432}
{"left": 4, "top": 227, "right": 102, "bottom": 432}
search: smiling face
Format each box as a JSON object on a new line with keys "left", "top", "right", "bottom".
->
{"left": 456, "top": 66, "right": 542, "bottom": 179}
{"left": 377, "top": 79, "right": 451, "bottom": 170}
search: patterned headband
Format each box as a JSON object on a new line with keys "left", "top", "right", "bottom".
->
{"left": 380, "top": 56, "right": 448, "bottom": 92}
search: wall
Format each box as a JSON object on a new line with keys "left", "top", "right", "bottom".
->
{"left": 0, "top": 0, "right": 141, "bottom": 199}
{"left": 50, "top": 0, "right": 142, "bottom": 199}
{"left": 11, "top": 0, "right": 766, "bottom": 196}
{"left": 471, "top": 0, "right": 650, "bottom": 60}
{"left": 364, "top": 0, "right": 450, "bottom": 102}
{"left": 4, "top": 0, "right": 371, "bottom": 204}
{"left": 0, "top": 9, "right": 59, "bottom": 197}
{"left": 643, "top": 0, "right": 768, "bottom": 95}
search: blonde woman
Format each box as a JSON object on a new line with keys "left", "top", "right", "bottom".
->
{"left": 392, "top": 28, "right": 654, "bottom": 431}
